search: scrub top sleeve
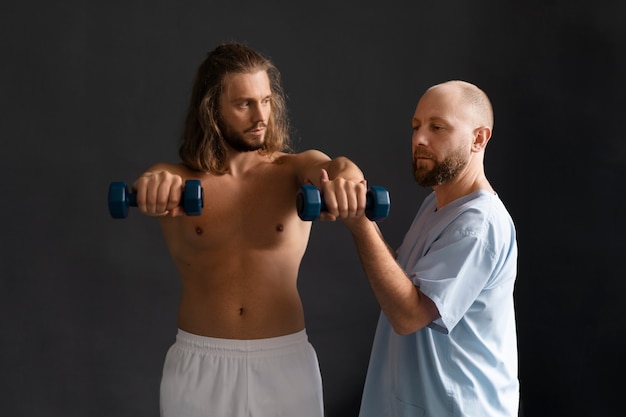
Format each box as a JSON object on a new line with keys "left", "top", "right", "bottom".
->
{"left": 410, "top": 230, "right": 496, "bottom": 333}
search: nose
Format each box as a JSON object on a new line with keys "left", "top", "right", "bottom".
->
{"left": 250, "top": 102, "right": 268, "bottom": 124}
{"left": 412, "top": 129, "right": 427, "bottom": 149}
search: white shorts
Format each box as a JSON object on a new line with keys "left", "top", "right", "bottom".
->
{"left": 160, "top": 329, "right": 324, "bottom": 417}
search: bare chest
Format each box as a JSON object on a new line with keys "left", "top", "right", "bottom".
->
{"left": 163, "top": 168, "right": 310, "bottom": 252}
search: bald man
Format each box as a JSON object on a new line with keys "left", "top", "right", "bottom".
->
{"left": 338, "top": 81, "right": 520, "bottom": 416}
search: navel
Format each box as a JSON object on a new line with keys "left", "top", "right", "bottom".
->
{"left": 276, "top": 224, "right": 284, "bottom": 232}
{"left": 195, "top": 226, "right": 203, "bottom": 235}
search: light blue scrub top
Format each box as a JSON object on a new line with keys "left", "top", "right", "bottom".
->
{"left": 359, "top": 190, "right": 519, "bottom": 417}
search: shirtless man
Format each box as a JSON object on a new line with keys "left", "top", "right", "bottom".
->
{"left": 132, "top": 43, "right": 367, "bottom": 417}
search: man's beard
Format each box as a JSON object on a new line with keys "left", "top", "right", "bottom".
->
{"left": 412, "top": 147, "right": 468, "bottom": 187}
{"left": 221, "top": 123, "right": 266, "bottom": 153}
{"left": 224, "top": 133, "right": 264, "bottom": 152}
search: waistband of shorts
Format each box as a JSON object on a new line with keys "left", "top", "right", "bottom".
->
{"left": 174, "top": 328, "right": 310, "bottom": 354}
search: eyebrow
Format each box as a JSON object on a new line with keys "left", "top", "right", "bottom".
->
{"left": 413, "top": 116, "right": 448, "bottom": 125}
{"left": 232, "top": 93, "right": 272, "bottom": 102}
{"left": 428, "top": 116, "right": 448, "bottom": 124}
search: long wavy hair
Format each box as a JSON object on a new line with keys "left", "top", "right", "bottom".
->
{"left": 178, "top": 42, "right": 292, "bottom": 174}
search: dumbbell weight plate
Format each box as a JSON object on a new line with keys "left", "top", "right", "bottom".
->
{"left": 108, "top": 181, "right": 130, "bottom": 219}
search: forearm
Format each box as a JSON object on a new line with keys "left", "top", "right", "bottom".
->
{"left": 348, "top": 220, "right": 438, "bottom": 335}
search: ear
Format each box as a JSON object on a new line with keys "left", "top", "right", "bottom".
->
{"left": 471, "top": 126, "right": 492, "bottom": 152}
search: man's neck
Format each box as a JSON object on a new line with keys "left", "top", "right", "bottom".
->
{"left": 432, "top": 171, "right": 493, "bottom": 210}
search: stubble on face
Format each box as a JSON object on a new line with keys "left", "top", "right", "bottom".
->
{"left": 219, "top": 120, "right": 267, "bottom": 153}
{"left": 217, "top": 70, "right": 271, "bottom": 153}
{"left": 412, "top": 146, "right": 468, "bottom": 187}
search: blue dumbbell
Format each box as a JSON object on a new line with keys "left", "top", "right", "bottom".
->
{"left": 296, "top": 184, "right": 390, "bottom": 221}
{"left": 108, "top": 179, "right": 204, "bottom": 219}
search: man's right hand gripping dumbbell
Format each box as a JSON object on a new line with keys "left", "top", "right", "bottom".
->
{"left": 108, "top": 171, "right": 203, "bottom": 219}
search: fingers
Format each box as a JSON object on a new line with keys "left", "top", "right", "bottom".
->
{"left": 319, "top": 176, "right": 368, "bottom": 221}
{"left": 133, "top": 171, "right": 184, "bottom": 217}
{"left": 320, "top": 168, "right": 330, "bottom": 184}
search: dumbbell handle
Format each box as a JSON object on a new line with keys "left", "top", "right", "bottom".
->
{"left": 126, "top": 193, "right": 139, "bottom": 207}
{"left": 108, "top": 179, "right": 203, "bottom": 219}
{"left": 296, "top": 184, "right": 390, "bottom": 221}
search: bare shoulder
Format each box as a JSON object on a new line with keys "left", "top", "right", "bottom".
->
{"left": 273, "top": 149, "right": 331, "bottom": 167}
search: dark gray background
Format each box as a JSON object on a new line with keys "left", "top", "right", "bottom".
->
{"left": 2, "top": 1, "right": 625, "bottom": 416}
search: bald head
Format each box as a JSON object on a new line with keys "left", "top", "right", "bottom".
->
{"left": 426, "top": 80, "right": 494, "bottom": 130}
{"left": 411, "top": 80, "right": 495, "bottom": 191}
